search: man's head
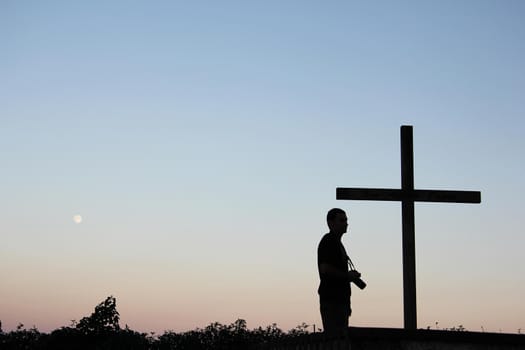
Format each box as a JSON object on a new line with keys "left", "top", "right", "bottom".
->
{"left": 326, "top": 208, "right": 348, "bottom": 235}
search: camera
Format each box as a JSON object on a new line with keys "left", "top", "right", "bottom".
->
{"left": 347, "top": 258, "right": 366, "bottom": 289}
{"left": 353, "top": 277, "right": 367, "bottom": 290}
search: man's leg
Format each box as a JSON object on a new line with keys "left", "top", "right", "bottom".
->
{"left": 320, "top": 302, "right": 350, "bottom": 335}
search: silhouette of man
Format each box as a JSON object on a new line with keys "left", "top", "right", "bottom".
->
{"left": 317, "top": 208, "right": 361, "bottom": 334}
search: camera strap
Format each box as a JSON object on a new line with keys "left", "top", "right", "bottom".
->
{"left": 347, "top": 255, "right": 357, "bottom": 271}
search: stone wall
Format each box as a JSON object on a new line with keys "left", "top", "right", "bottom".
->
{"left": 252, "top": 327, "right": 525, "bottom": 350}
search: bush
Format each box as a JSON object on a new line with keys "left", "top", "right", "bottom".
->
{"left": 0, "top": 296, "right": 312, "bottom": 349}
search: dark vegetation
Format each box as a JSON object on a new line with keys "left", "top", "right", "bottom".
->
{"left": 0, "top": 296, "right": 310, "bottom": 349}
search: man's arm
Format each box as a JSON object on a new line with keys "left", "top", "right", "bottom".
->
{"left": 319, "top": 263, "right": 361, "bottom": 282}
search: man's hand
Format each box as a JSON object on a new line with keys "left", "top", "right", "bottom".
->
{"left": 347, "top": 270, "right": 361, "bottom": 282}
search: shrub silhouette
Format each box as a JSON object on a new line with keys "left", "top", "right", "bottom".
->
{"left": 0, "top": 295, "right": 316, "bottom": 349}
{"left": 0, "top": 324, "right": 43, "bottom": 350}
{"left": 76, "top": 295, "right": 120, "bottom": 336}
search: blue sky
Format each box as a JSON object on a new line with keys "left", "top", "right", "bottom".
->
{"left": 1, "top": 0, "right": 524, "bottom": 333}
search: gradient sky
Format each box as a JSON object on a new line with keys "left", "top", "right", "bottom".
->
{"left": 1, "top": 0, "right": 524, "bottom": 334}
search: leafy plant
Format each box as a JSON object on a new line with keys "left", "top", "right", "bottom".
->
{"left": 76, "top": 295, "right": 120, "bottom": 336}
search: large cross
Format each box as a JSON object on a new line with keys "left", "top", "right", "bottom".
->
{"left": 336, "top": 125, "right": 481, "bottom": 330}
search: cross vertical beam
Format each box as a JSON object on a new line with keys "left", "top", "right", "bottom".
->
{"left": 401, "top": 125, "right": 416, "bottom": 330}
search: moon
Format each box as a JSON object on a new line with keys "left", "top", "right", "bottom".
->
{"left": 73, "top": 215, "right": 82, "bottom": 224}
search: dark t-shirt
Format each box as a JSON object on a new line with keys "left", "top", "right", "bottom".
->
{"left": 317, "top": 232, "right": 351, "bottom": 303}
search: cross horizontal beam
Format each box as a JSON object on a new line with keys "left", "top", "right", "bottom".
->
{"left": 336, "top": 188, "right": 481, "bottom": 203}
